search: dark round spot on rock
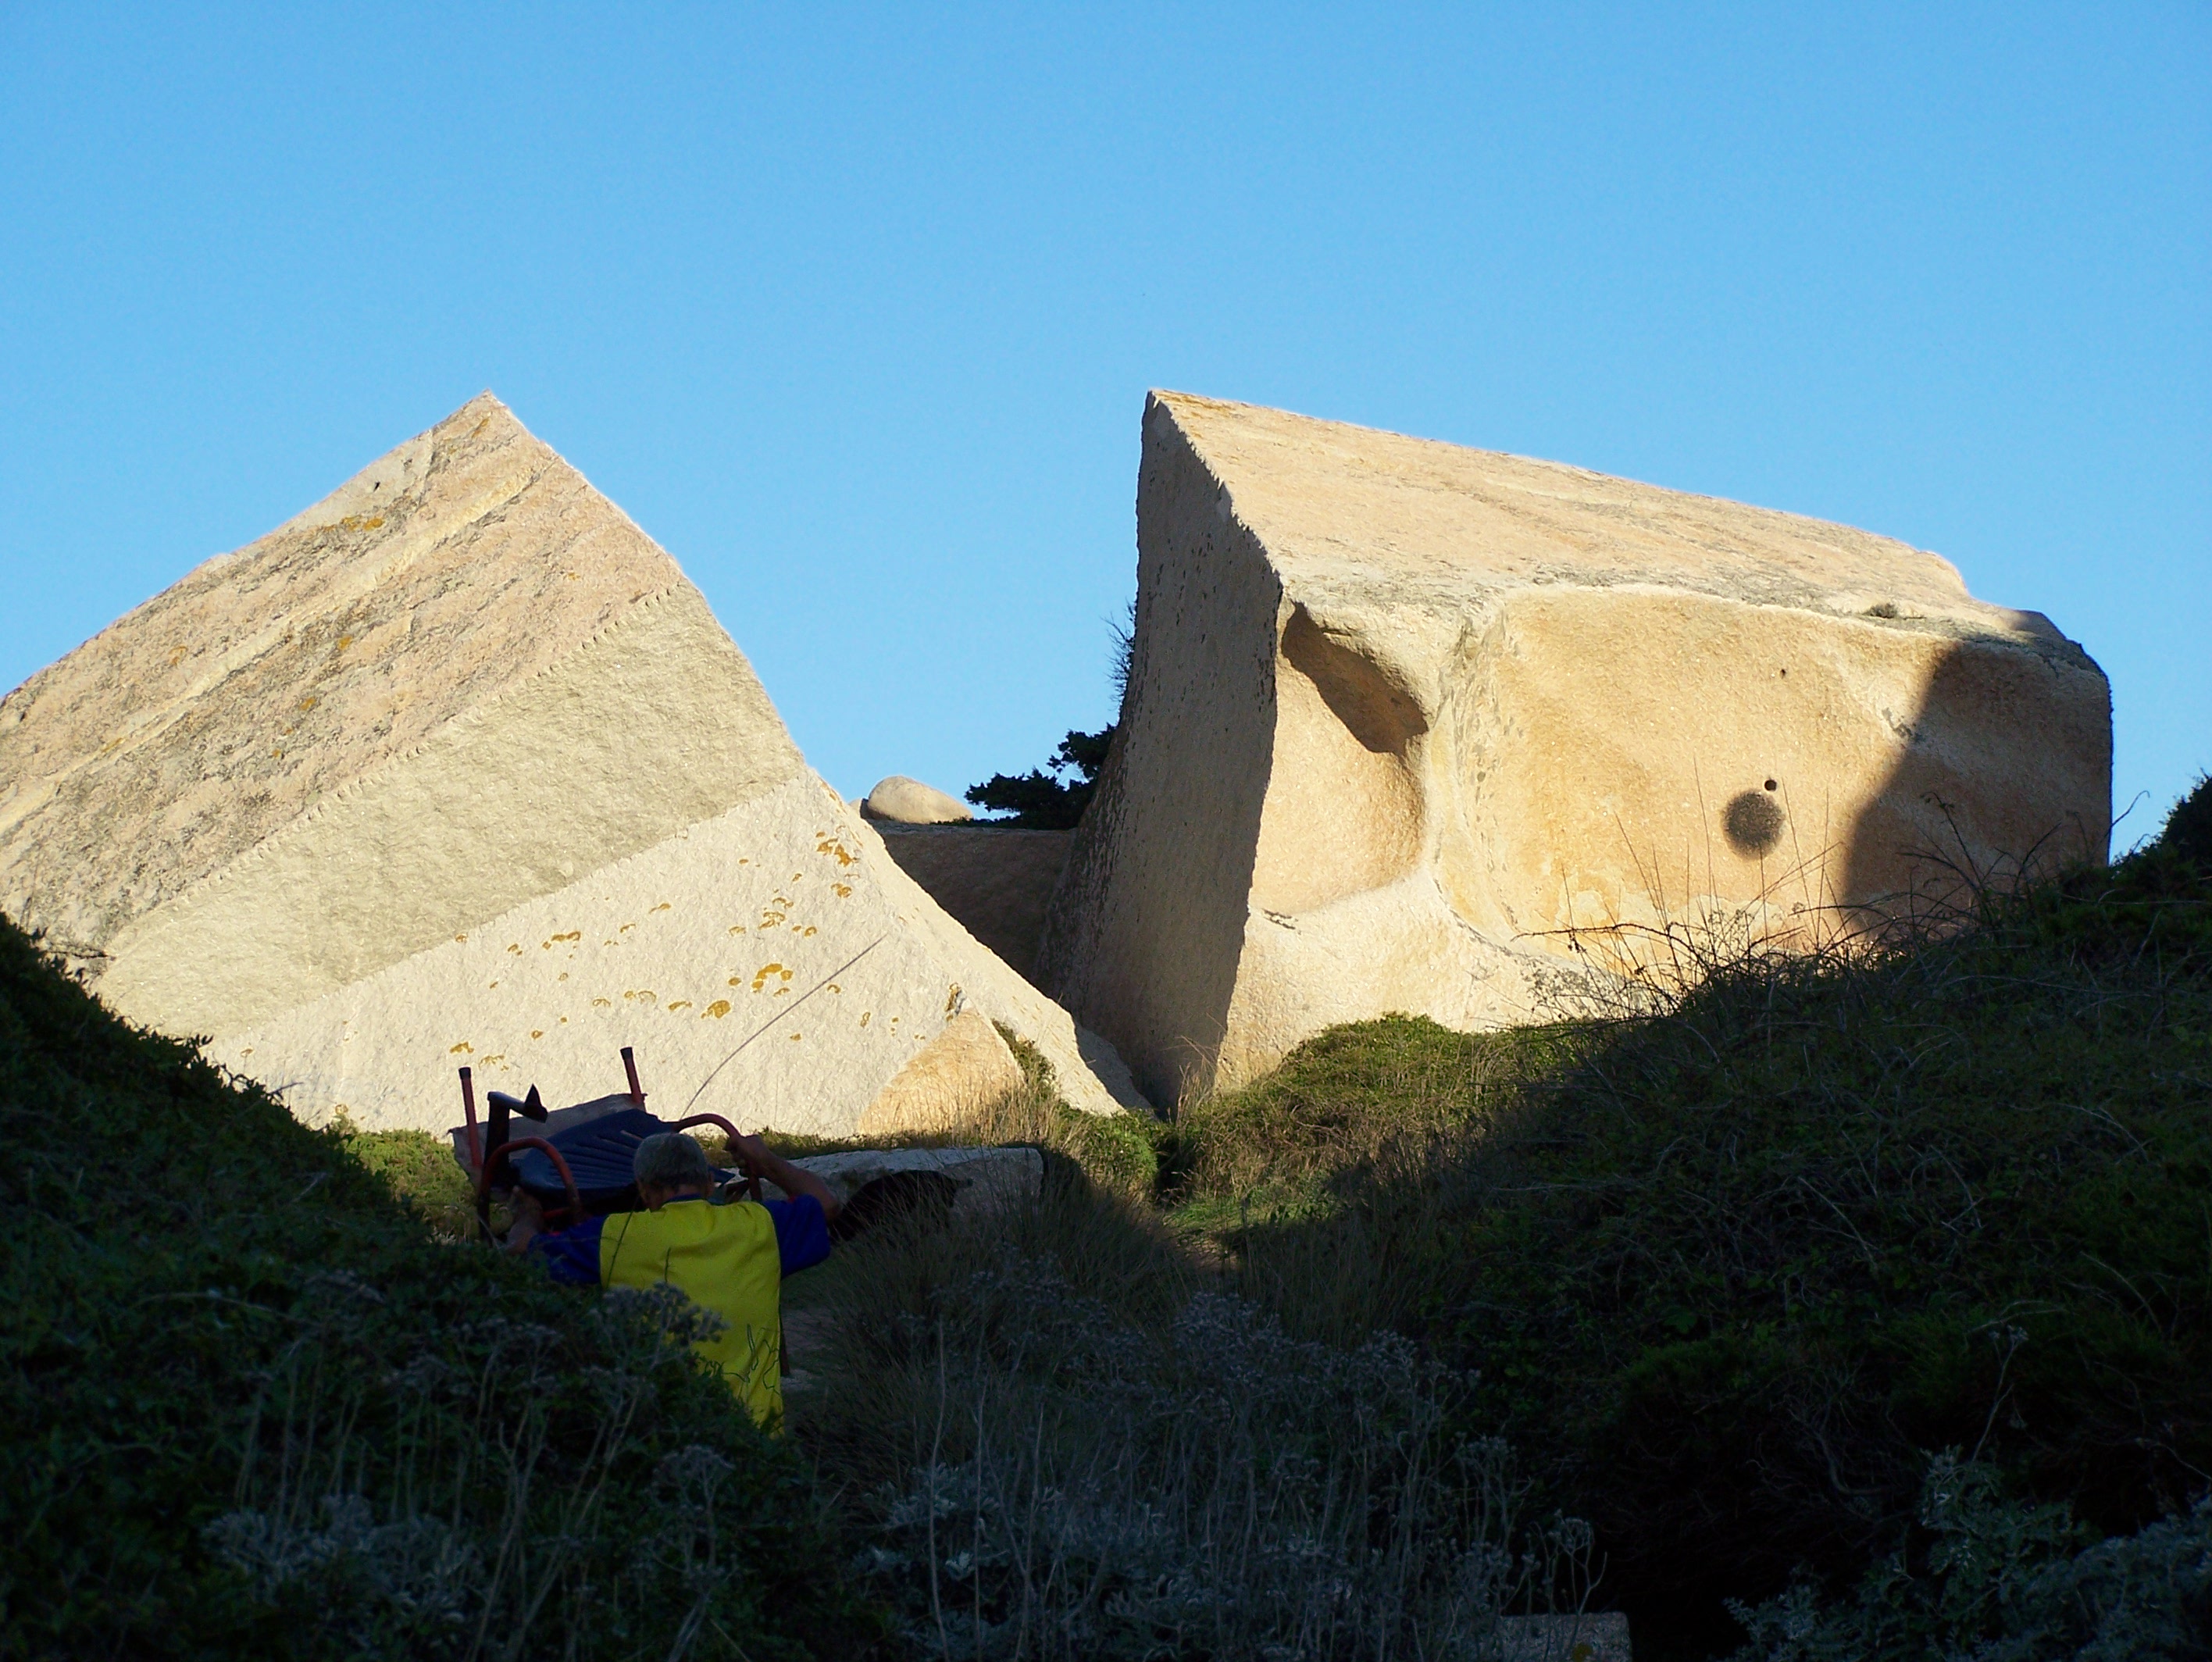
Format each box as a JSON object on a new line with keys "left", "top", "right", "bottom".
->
{"left": 1764, "top": 778, "right": 1778, "bottom": 792}
{"left": 1725, "top": 790, "right": 1786, "bottom": 857}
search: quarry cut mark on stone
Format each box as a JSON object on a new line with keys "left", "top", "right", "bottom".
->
{"left": 1038, "top": 392, "right": 2113, "bottom": 1104}
{"left": 0, "top": 394, "right": 1143, "bottom": 1135}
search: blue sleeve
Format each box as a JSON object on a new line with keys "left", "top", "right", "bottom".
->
{"left": 763, "top": 1196, "right": 830, "bottom": 1275}
{"left": 526, "top": 1214, "right": 605, "bottom": 1286}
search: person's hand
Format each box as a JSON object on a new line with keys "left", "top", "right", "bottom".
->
{"left": 730, "top": 1133, "right": 772, "bottom": 1178}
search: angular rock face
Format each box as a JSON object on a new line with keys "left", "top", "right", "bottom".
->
{"left": 875, "top": 825, "right": 1072, "bottom": 979}
{"left": 0, "top": 395, "right": 1141, "bottom": 1132}
{"left": 1040, "top": 393, "right": 2112, "bottom": 1104}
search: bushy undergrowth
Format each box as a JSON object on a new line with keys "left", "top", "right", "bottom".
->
{"left": 794, "top": 1189, "right": 1598, "bottom": 1660}
{"left": 2159, "top": 772, "right": 2212, "bottom": 868}
{"left": 0, "top": 912, "right": 879, "bottom": 1660}
{"left": 1727, "top": 1453, "right": 2212, "bottom": 1660}
{"left": 1167, "top": 838, "right": 2212, "bottom": 1650}
{"left": 344, "top": 1123, "right": 476, "bottom": 1239}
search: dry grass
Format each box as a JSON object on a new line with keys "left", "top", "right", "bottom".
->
{"left": 790, "top": 1182, "right": 1598, "bottom": 1660}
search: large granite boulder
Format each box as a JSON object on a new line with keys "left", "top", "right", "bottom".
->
{"left": 0, "top": 395, "right": 1143, "bottom": 1133}
{"left": 1040, "top": 393, "right": 2112, "bottom": 1104}
{"left": 862, "top": 775, "right": 972, "bottom": 825}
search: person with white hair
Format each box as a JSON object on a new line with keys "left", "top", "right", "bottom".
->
{"left": 507, "top": 1131, "right": 840, "bottom": 1431}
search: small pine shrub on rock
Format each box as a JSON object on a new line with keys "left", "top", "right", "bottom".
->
{"left": 965, "top": 728, "right": 1114, "bottom": 829}
{"left": 2158, "top": 772, "right": 2212, "bottom": 869}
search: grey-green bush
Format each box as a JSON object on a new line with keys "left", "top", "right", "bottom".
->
{"left": 797, "top": 1194, "right": 1600, "bottom": 1660}
{"left": 1726, "top": 1454, "right": 2211, "bottom": 1660}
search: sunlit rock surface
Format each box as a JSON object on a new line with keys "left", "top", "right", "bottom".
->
{"left": 1039, "top": 392, "right": 2111, "bottom": 1103}
{"left": 0, "top": 395, "right": 1141, "bottom": 1132}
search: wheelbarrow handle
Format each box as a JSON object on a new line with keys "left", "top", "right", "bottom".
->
{"left": 476, "top": 1136, "right": 583, "bottom": 1243}
{"left": 670, "top": 1113, "right": 762, "bottom": 1204}
{"left": 458, "top": 1066, "right": 481, "bottom": 1170}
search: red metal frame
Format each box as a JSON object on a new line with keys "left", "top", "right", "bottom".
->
{"left": 458, "top": 1065, "right": 482, "bottom": 1170}
{"left": 457, "top": 1050, "right": 761, "bottom": 1240}
{"left": 670, "top": 1112, "right": 763, "bottom": 1203}
{"left": 475, "top": 1135, "right": 584, "bottom": 1239}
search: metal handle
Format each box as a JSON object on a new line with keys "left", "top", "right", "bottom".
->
{"left": 476, "top": 1136, "right": 583, "bottom": 1242}
{"left": 671, "top": 1112, "right": 763, "bottom": 1204}
{"left": 458, "top": 1067, "right": 481, "bottom": 1169}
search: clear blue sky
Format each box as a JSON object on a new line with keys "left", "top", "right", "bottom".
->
{"left": 3, "top": 5, "right": 2204, "bottom": 843}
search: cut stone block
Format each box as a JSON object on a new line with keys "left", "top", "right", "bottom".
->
{"left": 858, "top": 1008, "right": 1028, "bottom": 1136}
{"left": 1040, "top": 392, "right": 2113, "bottom": 1104}
{"left": 769, "top": 1144, "right": 1044, "bottom": 1219}
{"left": 0, "top": 394, "right": 1143, "bottom": 1135}
{"left": 875, "top": 825, "right": 1072, "bottom": 978}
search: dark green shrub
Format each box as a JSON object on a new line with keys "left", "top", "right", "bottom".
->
{"left": 1726, "top": 1453, "right": 2211, "bottom": 1660}
{"left": 965, "top": 727, "right": 1114, "bottom": 829}
{"left": 1168, "top": 846, "right": 2212, "bottom": 1652}
{"left": 0, "top": 912, "right": 880, "bottom": 1660}
{"left": 2158, "top": 773, "right": 2212, "bottom": 868}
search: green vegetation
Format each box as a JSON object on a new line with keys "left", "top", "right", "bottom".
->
{"left": 1162, "top": 797, "right": 2212, "bottom": 1653}
{"left": 788, "top": 1162, "right": 1588, "bottom": 1659}
{"left": 0, "top": 914, "right": 879, "bottom": 1660}
{"left": 344, "top": 1124, "right": 476, "bottom": 1238}
{"left": 1726, "top": 1454, "right": 2210, "bottom": 1660}
{"left": 2161, "top": 770, "right": 2212, "bottom": 867}
{"left": 965, "top": 726, "right": 1113, "bottom": 828}
{"left": 12, "top": 774, "right": 2207, "bottom": 1659}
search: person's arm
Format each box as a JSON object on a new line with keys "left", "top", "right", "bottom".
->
{"left": 731, "top": 1133, "right": 842, "bottom": 1225}
{"left": 502, "top": 1194, "right": 604, "bottom": 1285}
{"left": 505, "top": 1191, "right": 546, "bottom": 1254}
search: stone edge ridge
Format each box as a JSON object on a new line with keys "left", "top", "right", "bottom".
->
{"left": 1145, "top": 387, "right": 2085, "bottom": 665}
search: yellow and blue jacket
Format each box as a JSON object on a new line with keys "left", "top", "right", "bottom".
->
{"left": 528, "top": 1195, "right": 830, "bottom": 1430}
